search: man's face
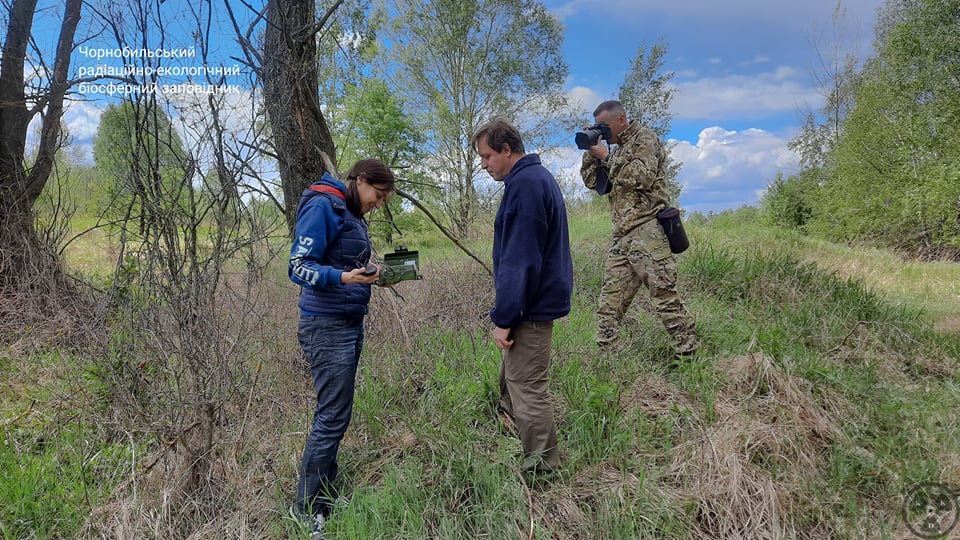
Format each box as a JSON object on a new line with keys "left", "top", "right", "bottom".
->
{"left": 595, "top": 110, "right": 628, "bottom": 144}
{"left": 476, "top": 137, "right": 513, "bottom": 181}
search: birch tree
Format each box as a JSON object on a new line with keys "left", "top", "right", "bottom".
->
{"left": 378, "top": 0, "right": 569, "bottom": 236}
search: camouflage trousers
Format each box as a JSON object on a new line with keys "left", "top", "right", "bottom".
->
{"left": 596, "top": 218, "right": 699, "bottom": 354}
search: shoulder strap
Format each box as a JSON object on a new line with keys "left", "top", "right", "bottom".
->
{"left": 308, "top": 184, "right": 345, "bottom": 200}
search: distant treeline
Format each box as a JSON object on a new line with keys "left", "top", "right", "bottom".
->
{"left": 760, "top": 0, "right": 960, "bottom": 258}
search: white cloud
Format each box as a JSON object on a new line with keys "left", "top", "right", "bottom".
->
{"left": 671, "top": 69, "right": 822, "bottom": 121}
{"left": 24, "top": 99, "right": 103, "bottom": 164}
{"left": 537, "top": 124, "right": 800, "bottom": 213}
{"left": 547, "top": 0, "right": 585, "bottom": 20}
{"left": 539, "top": 145, "right": 589, "bottom": 201}
{"left": 567, "top": 85, "right": 603, "bottom": 113}
{"left": 58, "top": 85, "right": 264, "bottom": 172}
{"left": 772, "top": 66, "right": 802, "bottom": 80}
{"left": 671, "top": 126, "right": 799, "bottom": 213}
{"left": 63, "top": 101, "right": 103, "bottom": 143}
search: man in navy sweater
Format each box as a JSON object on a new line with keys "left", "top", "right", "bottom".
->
{"left": 472, "top": 118, "right": 573, "bottom": 474}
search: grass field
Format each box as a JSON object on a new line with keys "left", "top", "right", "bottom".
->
{"left": 2, "top": 204, "right": 959, "bottom": 539}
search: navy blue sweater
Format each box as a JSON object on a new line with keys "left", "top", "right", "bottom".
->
{"left": 491, "top": 154, "right": 573, "bottom": 329}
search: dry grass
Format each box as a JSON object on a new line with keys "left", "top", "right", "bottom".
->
{"left": 365, "top": 252, "right": 495, "bottom": 349}
{"left": 667, "top": 353, "right": 845, "bottom": 539}
{"left": 535, "top": 465, "right": 656, "bottom": 540}
{"left": 69, "top": 249, "right": 494, "bottom": 539}
{"left": 935, "top": 315, "right": 960, "bottom": 333}
{"left": 621, "top": 372, "right": 696, "bottom": 418}
{"left": 0, "top": 278, "right": 105, "bottom": 356}
{"left": 69, "top": 273, "right": 307, "bottom": 539}
{"left": 8, "top": 213, "right": 959, "bottom": 539}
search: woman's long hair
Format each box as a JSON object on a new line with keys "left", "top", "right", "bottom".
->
{"left": 343, "top": 159, "right": 396, "bottom": 216}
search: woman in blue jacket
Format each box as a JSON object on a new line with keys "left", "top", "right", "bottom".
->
{"left": 288, "top": 159, "right": 395, "bottom": 536}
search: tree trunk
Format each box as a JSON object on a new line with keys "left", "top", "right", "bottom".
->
{"left": 0, "top": 0, "right": 82, "bottom": 295}
{"left": 262, "top": 0, "right": 341, "bottom": 236}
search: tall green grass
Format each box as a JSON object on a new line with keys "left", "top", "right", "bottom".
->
{"left": 3, "top": 206, "right": 959, "bottom": 538}
{"left": 320, "top": 210, "right": 960, "bottom": 538}
{"left": 0, "top": 351, "right": 132, "bottom": 540}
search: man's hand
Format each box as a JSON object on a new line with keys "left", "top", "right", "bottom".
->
{"left": 493, "top": 326, "right": 514, "bottom": 350}
{"left": 587, "top": 140, "right": 609, "bottom": 161}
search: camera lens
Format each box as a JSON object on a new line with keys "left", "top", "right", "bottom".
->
{"left": 575, "top": 128, "right": 601, "bottom": 150}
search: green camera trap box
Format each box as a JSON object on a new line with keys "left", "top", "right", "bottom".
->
{"left": 377, "top": 246, "right": 422, "bottom": 285}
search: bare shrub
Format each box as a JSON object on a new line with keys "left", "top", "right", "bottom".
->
{"left": 70, "top": 9, "right": 292, "bottom": 527}
{"left": 0, "top": 281, "right": 102, "bottom": 355}
{"left": 1, "top": 165, "right": 104, "bottom": 355}
{"left": 365, "top": 250, "right": 495, "bottom": 350}
{"left": 81, "top": 275, "right": 305, "bottom": 539}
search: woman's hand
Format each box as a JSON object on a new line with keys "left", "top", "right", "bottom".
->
{"left": 340, "top": 265, "right": 380, "bottom": 284}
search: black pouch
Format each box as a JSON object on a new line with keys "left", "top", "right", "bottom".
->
{"left": 656, "top": 207, "right": 689, "bottom": 254}
{"left": 594, "top": 167, "right": 611, "bottom": 195}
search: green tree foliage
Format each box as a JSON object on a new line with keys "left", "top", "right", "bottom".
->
{"left": 93, "top": 100, "right": 190, "bottom": 232}
{"left": 814, "top": 0, "right": 960, "bottom": 249}
{"left": 316, "top": 0, "right": 383, "bottom": 138}
{"left": 64, "top": 164, "right": 102, "bottom": 219}
{"left": 338, "top": 79, "right": 422, "bottom": 168}
{"left": 759, "top": 171, "right": 816, "bottom": 230}
{"left": 772, "top": 3, "right": 863, "bottom": 239}
{"left": 35, "top": 150, "right": 103, "bottom": 224}
{"left": 378, "top": 0, "right": 569, "bottom": 236}
{"left": 617, "top": 38, "right": 683, "bottom": 202}
{"left": 618, "top": 37, "right": 675, "bottom": 141}
{"left": 337, "top": 78, "right": 428, "bottom": 243}
{"left": 788, "top": 2, "right": 863, "bottom": 172}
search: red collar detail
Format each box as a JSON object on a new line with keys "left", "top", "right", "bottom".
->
{"left": 308, "top": 184, "right": 345, "bottom": 199}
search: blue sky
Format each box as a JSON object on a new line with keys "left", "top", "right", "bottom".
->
{"left": 53, "top": 0, "right": 886, "bottom": 214}
{"left": 542, "top": 0, "right": 885, "bottom": 213}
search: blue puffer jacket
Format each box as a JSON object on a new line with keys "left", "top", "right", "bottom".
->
{"left": 288, "top": 173, "right": 372, "bottom": 318}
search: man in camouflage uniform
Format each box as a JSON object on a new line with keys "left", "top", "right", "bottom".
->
{"left": 580, "top": 100, "right": 699, "bottom": 357}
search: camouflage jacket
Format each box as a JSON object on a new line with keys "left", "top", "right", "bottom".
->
{"left": 581, "top": 120, "right": 669, "bottom": 237}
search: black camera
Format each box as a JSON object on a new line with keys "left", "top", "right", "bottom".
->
{"left": 575, "top": 121, "right": 612, "bottom": 150}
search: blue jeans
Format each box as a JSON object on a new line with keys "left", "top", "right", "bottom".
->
{"left": 295, "top": 315, "right": 364, "bottom": 517}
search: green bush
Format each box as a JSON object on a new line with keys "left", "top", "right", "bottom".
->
{"left": 760, "top": 171, "right": 816, "bottom": 230}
